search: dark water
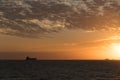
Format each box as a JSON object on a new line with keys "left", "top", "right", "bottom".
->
{"left": 0, "top": 60, "right": 120, "bottom": 80}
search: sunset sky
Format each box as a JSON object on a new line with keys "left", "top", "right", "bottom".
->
{"left": 0, "top": 0, "right": 120, "bottom": 60}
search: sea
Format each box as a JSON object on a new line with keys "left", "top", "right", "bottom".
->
{"left": 0, "top": 60, "right": 120, "bottom": 80}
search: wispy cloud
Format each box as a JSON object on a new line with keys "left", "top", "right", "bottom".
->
{"left": 0, "top": 0, "right": 120, "bottom": 38}
{"left": 79, "top": 35, "right": 120, "bottom": 48}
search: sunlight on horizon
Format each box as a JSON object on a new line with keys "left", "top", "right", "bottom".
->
{"left": 105, "top": 43, "right": 120, "bottom": 60}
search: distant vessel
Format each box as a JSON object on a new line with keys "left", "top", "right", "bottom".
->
{"left": 25, "top": 56, "right": 37, "bottom": 61}
{"left": 104, "top": 58, "right": 110, "bottom": 61}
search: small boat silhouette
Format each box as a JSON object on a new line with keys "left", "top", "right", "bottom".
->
{"left": 25, "top": 56, "right": 37, "bottom": 61}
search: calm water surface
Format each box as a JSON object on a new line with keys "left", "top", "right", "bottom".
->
{"left": 0, "top": 60, "right": 120, "bottom": 80}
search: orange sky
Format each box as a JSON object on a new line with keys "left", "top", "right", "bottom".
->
{"left": 0, "top": 29, "right": 120, "bottom": 60}
{"left": 0, "top": 0, "right": 120, "bottom": 60}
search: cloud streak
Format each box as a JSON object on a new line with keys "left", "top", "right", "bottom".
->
{"left": 0, "top": 0, "right": 120, "bottom": 38}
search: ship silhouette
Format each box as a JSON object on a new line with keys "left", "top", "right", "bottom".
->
{"left": 25, "top": 56, "right": 37, "bottom": 61}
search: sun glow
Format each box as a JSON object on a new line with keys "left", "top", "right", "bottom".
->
{"left": 112, "top": 44, "right": 120, "bottom": 53}
{"left": 107, "top": 43, "right": 120, "bottom": 59}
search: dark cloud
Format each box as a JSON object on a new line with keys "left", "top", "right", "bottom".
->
{"left": 0, "top": 0, "right": 120, "bottom": 38}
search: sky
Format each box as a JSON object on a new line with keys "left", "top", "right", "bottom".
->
{"left": 0, "top": 0, "right": 120, "bottom": 60}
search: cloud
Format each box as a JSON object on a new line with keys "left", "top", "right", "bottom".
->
{"left": 0, "top": 0, "right": 120, "bottom": 38}
{"left": 79, "top": 35, "right": 120, "bottom": 48}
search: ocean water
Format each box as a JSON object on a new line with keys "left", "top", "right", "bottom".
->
{"left": 0, "top": 60, "right": 120, "bottom": 80}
